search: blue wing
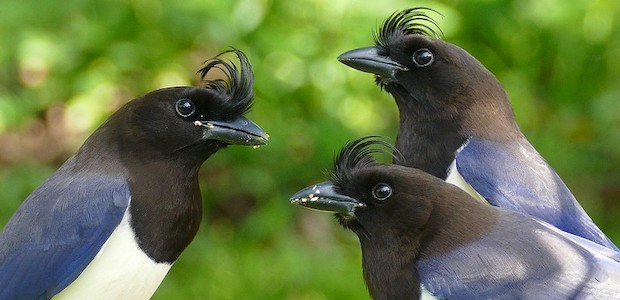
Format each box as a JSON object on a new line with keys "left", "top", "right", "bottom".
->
{"left": 419, "top": 209, "right": 620, "bottom": 299}
{"left": 455, "top": 137, "right": 617, "bottom": 250}
{"left": 0, "top": 160, "right": 130, "bottom": 299}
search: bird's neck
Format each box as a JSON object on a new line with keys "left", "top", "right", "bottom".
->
{"left": 77, "top": 125, "right": 212, "bottom": 264}
{"left": 124, "top": 157, "right": 204, "bottom": 264}
{"left": 394, "top": 103, "right": 467, "bottom": 179}
{"left": 391, "top": 88, "right": 520, "bottom": 179}
{"left": 417, "top": 185, "right": 499, "bottom": 261}
{"left": 359, "top": 237, "right": 422, "bottom": 300}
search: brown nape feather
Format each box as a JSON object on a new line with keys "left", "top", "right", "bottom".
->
{"left": 357, "top": 164, "right": 499, "bottom": 256}
{"left": 409, "top": 170, "right": 500, "bottom": 257}
{"left": 198, "top": 48, "right": 254, "bottom": 118}
{"left": 374, "top": 7, "right": 444, "bottom": 53}
{"left": 433, "top": 42, "right": 522, "bottom": 141}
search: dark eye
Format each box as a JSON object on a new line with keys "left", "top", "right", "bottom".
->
{"left": 175, "top": 98, "right": 196, "bottom": 117}
{"left": 372, "top": 183, "right": 392, "bottom": 200}
{"left": 412, "top": 48, "right": 434, "bottom": 67}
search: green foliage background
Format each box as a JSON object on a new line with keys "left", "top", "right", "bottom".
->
{"left": 1, "top": 0, "right": 620, "bottom": 298}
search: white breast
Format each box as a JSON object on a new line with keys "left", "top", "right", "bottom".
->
{"left": 445, "top": 160, "right": 488, "bottom": 205}
{"left": 54, "top": 208, "right": 171, "bottom": 300}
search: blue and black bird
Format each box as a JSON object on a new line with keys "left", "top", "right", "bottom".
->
{"left": 291, "top": 137, "right": 620, "bottom": 299}
{"left": 0, "top": 49, "right": 268, "bottom": 299}
{"left": 337, "top": 8, "right": 617, "bottom": 250}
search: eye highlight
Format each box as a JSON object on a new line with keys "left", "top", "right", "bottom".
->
{"left": 175, "top": 98, "right": 196, "bottom": 117}
{"left": 412, "top": 48, "right": 434, "bottom": 67}
{"left": 372, "top": 183, "right": 392, "bottom": 200}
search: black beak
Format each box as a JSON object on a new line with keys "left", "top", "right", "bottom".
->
{"left": 197, "top": 115, "right": 268, "bottom": 146}
{"left": 290, "top": 181, "right": 365, "bottom": 216}
{"left": 337, "top": 47, "right": 407, "bottom": 80}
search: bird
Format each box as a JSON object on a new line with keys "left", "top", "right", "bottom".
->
{"left": 290, "top": 136, "right": 620, "bottom": 300}
{"left": 0, "top": 48, "right": 268, "bottom": 299}
{"left": 336, "top": 7, "right": 617, "bottom": 250}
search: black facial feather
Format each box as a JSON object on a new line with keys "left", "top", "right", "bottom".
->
{"left": 198, "top": 48, "right": 254, "bottom": 117}
{"left": 330, "top": 136, "right": 400, "bottom": 188}
{"left": 374, "top": 7, "right": 444, "bottom": 52}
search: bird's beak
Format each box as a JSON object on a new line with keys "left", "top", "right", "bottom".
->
{"left": 197, "top": 115, "right": 269, "bottom": 146}
{"left": 290, "top": 181, "right": 365, "bottom": 216}
{"left": 338, "top": 47, "right": 408, "bottom": 80}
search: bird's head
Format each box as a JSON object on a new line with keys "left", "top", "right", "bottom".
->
{"left": 338, "top": 8, "right": 507, "bottom": 118}
{"left": 290, "top": 137, "right": 499, "bottom": 299}
{"left": 290, "top": 137, "right": 436, "bottom": 241}
{"left": 99, "top": 49, "right": 268, "bottom": 164}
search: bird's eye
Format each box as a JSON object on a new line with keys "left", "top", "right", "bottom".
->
{"left": 412, "top": 48, "right": 434, "bottom": 67}
{"left": 175, "top": 98, "right": 196, "bottom": 117}
{"left": 372, "top": 183, "right": 392, "bottom": 200}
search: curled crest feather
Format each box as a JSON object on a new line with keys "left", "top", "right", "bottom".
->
{"left": 374, "top": 7, "right": 444, "bottom": 51}
{"left": 198, "top": 48, "right": 254, "bottom": 117}
{"left": 331, "top": 136, "right": 401, "bottom": 187}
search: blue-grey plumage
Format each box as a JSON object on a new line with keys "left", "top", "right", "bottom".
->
{"left": 453, "top": 137, "right": 617, "bottom": 250}
{"left": 0, "top": 159, "right": 131, "bottom": 299}
{"left": 418, "top": 209, "right": 620, "bottom": 299}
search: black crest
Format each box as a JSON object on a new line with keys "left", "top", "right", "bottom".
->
{"left": 198, "top": 48, "right": 254, "bottom": 117}
{"left": 374, "top": 7, "right": 444, "bottom": 51}
{"left": 331, "top": 136, "right": 400, "bottom": 187}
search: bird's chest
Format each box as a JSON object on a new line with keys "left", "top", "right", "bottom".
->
{"left": 53, "top": 212, "right": 171, "bottom": 299}
{"left": 129, "top": 185, "right": 203, "bottom": 264}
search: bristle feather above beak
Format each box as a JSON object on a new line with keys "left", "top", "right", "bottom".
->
{"left": 374, "top": 7, "right": 444, "bottom": 51}
{"left": 198, "top": 48, "right": 255, "bottom": 117}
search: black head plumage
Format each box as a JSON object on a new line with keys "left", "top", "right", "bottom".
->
{"left": 374, "top": 7, "right": 444, "bottom": 51}
{"left": 331, "top": 136, "right": 400, "bottom": 188}
{"left": 198, "top": 48, "right": 254, "bottom": 118}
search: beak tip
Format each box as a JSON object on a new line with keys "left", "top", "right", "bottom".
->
{"left": 201, "top": 116, "right": 269, "bottom": 146}
{"left": 337, "top": 52, "right": 357, "bottom": 65}
{"left": 251, "top": 126, "right": 269, "bottom": 145}
{"left": 257, "top": 134, "right": 269, "bottom": 142}
{"left": 253, "top": 134, "right": 269, "bottom": 146}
